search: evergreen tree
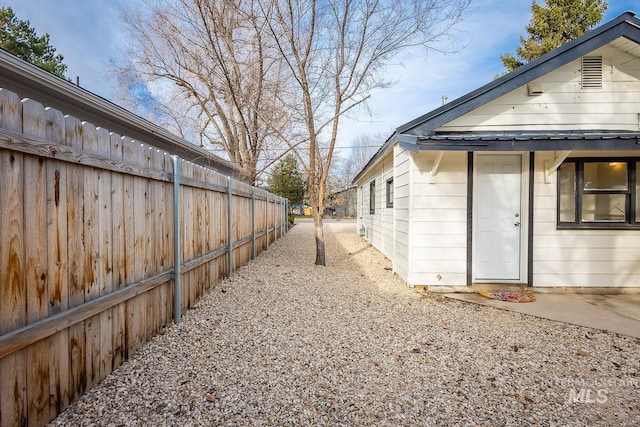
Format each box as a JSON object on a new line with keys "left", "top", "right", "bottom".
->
{"left": 0, "top": 7, "right": 67, "bottom": 78}
{"left": 501, "top": 0, "right": 607, "bottom": 72}
{"left": 268, "top": 154, "right": 305, "bottom": 206}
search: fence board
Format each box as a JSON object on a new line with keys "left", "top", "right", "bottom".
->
{"left": 111, "top": 134, "right": 125, "bottom": 369}
{"left": 121, "top": 139, "right": 135, "bottom": 361}
{"left": 22, "top": 99, "right": 53, "bottom": 427}
{"left": 64, "top": 115, "right": 86, "bottom": 403}
{"left": 97, "top": 127, "right": 114, "bottom": 384}
{"left": 163, "top": 153, "right": 175, "bottom": 325}
{"left": 82, "top": 122, "right": 101, "bottom": 392}
{"left": 128, "top": 142, "right": 147, "bottom": 356}
{"left": 183, "top": 161, "right": 195, "bottom": 308}
{"left": 0, "top": 89, "right": 26, "bottom": 427}
{"left": 44, "top": 107, "right": 70, "bottom": 417}
{"left": 152, "top": 149, "right": 166, "bottom": 333}
{"left": 205, "top": 169, "right": 216, "bottom": 292}
{"left": 143, "top": 145, "right": 155, "bottom": 341}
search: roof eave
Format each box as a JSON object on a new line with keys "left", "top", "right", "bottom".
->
{"left": 405, "top": 134, "right": 640, "bottom": 152}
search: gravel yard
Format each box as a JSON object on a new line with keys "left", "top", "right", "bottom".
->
{"left": 49, "top": 221, "right": 640, "bottom": 426}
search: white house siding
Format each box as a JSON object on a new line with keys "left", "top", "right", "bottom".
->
{"left": 533, "top": 151, "right": 640, "bottom": 288}
{"left": 406, "top": 151, "right": 468, "bottom": 287}
{"left": 438, "top": 43, "right": 640, "bottom": 133}
{"left": 356, "top": 148, "right": 396, "bottom": 266}
{"left": 380, "top": 162, "right": 395, "bottom": 259}
{"left": 392, "top": 146, "right": 411, "bottom": 281}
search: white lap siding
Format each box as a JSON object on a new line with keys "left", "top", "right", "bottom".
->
{"left": 407, "top": 152, "right": 468, "bottom": 286}
{"left": 392, "top": 146, "right": 411, "bottom": 281}
{"left": 533, "top": 151, "right": 640, "bottom": 288}
{"left": 357, "top": 150, "right": 396, "bottom": 262}
{"left": 380, "top": 162, "right": 395, "bottom": 259}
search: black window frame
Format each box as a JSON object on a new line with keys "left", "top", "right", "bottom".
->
{"left": 386, "top": 178, "right": 394, "bottom": 208}
{"left": 557, "top": 158, "right": 639, "bottom": 229}
{"left": 369, "top": 180, "right": 376, "bottom": 214}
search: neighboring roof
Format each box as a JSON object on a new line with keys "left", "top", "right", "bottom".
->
{"left": 353, "top": 11, "right": 640, "bottom": 184}
{"left": 0, "top": 48, "right": 244, "bottom": 179}
{"left": 331, "top": 186, "right": 357, "bottom": 196}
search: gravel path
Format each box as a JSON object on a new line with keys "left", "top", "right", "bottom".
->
{"left": 50, "top": 221, "right": 640, "bottom": 426}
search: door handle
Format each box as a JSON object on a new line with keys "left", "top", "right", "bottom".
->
{"left": 514, "top": 221, "right": 521, "bottom": 227}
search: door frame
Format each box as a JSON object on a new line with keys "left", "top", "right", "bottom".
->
{"left": 471, "top": 152, "right": 530, "bottom": 284}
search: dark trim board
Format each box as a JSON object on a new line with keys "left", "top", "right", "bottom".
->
{"left": 466, "top": 152, "right": 473, "bottom": 287}
{"left": 528, "top": 152, "right": 535, "bottom": 287}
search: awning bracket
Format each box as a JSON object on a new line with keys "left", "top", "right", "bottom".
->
{"left": 428, "top": 151, "right": 444, "bottom": 184}
{"left": 544, "top": 150, "right": 571, "bottom": 184}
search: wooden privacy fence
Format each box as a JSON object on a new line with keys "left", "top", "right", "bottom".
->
{"left": 0, "top": 88, "right": 288, "bottom": 427}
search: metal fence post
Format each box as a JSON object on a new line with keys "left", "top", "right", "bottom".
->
{"left": 227, "top": 176, "right": 233, "bottom": 277}
{"left": 284, "top": 199, "right": 289, "bottom": 233}
{"left": 278, "top": 197, "right": 282, "bottom": 238}
{"left": 172, "top": 155, "right": 181, "bottom": 324}
{"left": 265, "top": 193, "right": 269, "bottom": 250}
{"left": 251, "top": 187, "right": 256, "bottom": 260}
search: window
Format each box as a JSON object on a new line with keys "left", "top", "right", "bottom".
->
{"left": 558, "top": 159, "right": 639, "bottom": 228}
{"left": 386, "top": 178, "right": 394, "bottom": 208}
{"left": 369, "top": 181, "right": 376, "bottom": 214}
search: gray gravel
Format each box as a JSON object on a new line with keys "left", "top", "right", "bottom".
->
{"left": 49, "top": 221, "right": 640, "bottom": 426}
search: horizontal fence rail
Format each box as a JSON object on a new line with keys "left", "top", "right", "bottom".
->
{"left": 0, "top": 88, "right": 288, "bottom": 427}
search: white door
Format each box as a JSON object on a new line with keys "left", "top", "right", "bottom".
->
{"left": 475, "top": 154, "right": 522, "bottom": 281}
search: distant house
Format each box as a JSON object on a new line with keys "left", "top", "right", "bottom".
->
{"left": 327, "top": 186, "right": 357, "bottom": 217}
{"left": 353, "top": 12, "right": 640, "bottom": 293}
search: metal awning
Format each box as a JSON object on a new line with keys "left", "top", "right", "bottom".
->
{"left": 398, "top": 132, "right": 640, "bottom": 152}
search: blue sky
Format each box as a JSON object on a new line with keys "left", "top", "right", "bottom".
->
{"left": 4, "top": 0, "right": 639, "bottom": 150}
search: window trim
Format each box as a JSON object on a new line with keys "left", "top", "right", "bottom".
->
{"left": 557, "top": 158, "right": 639, "bottom": 229}
{"left": 386, "top": 178, "right": 394, "bottom": 208}
{"left": 369, "top": 180, "right": 376, "bottom": 214}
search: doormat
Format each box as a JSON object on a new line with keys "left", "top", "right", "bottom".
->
{"left": 478, "top": 291, "right": 536, "bottom": 303}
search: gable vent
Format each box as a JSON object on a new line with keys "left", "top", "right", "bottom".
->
{"left": 581, "top": 56, "right": 602, "bottom": 89}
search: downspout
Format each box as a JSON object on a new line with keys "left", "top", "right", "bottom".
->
{"left": 172, "top": 155, "right": 181, "bottom": 324}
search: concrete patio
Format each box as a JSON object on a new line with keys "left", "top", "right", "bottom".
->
{"left": 445, "top": 293, "right": 640, "bottom": 339}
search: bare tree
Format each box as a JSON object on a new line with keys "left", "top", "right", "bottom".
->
{"left": 116, "top": 0, "right": 290, "bottom": 183}
{"left": 260, "top": 0, "right": 470, "bottom": 265}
